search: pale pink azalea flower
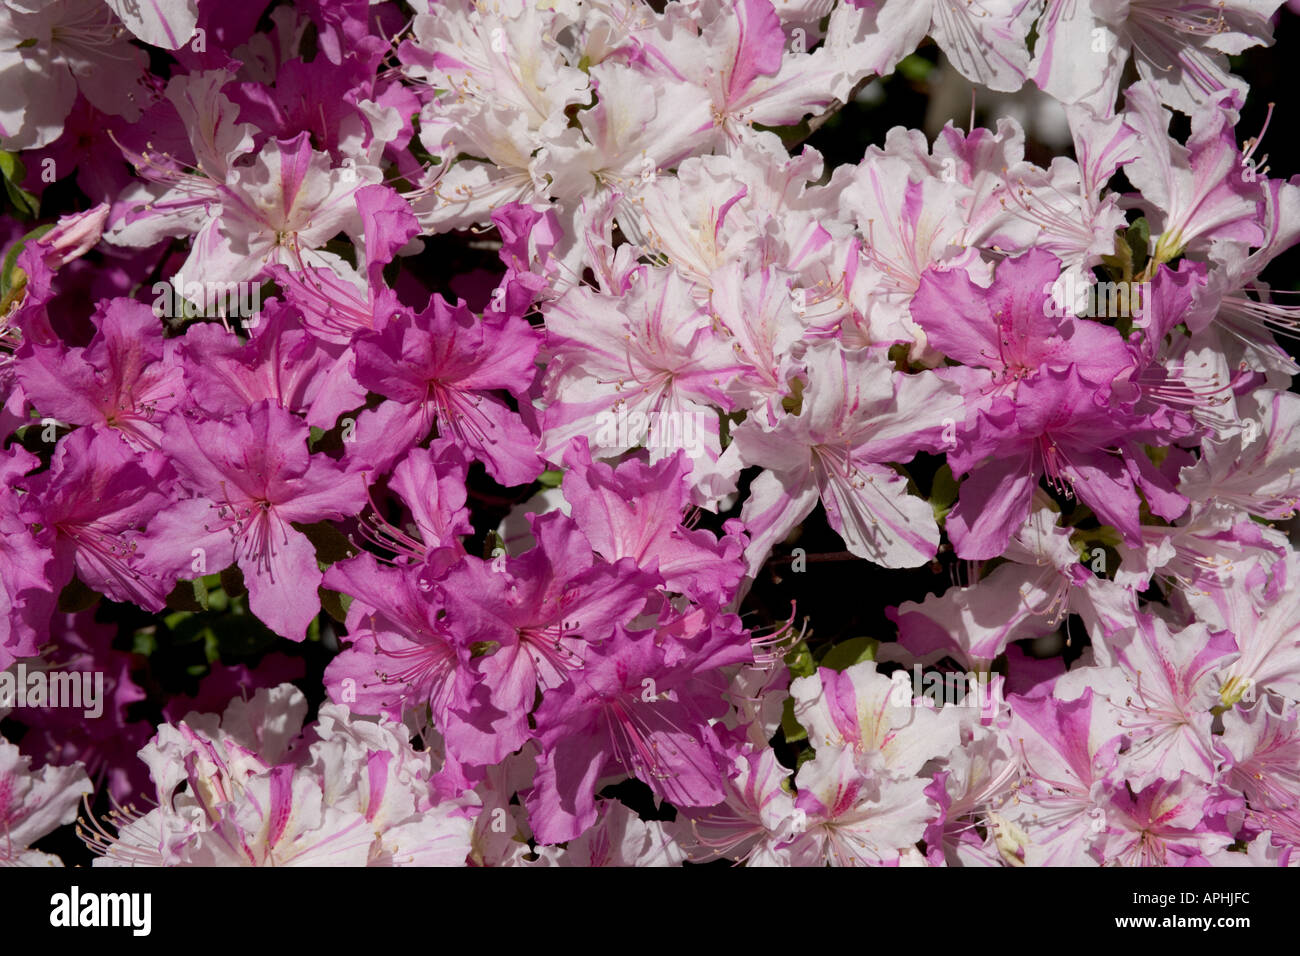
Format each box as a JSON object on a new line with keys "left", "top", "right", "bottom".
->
{"left": 540, "top": 264, "right": 744, "bottom": 487}
{"left": 836, "top": 151, "right": 990, "bottom": 358}
{"left": 0, "top": 739, "right": 91, "bottom": 866}
{"left": 730, "top": 342, "right": 962, "bottom": 573}
{"left": 923, "top": 724, "right": 1022, "bottom": 867}
{"left": 103, "top": 0, "right": 198, "bottom": 50}
{"left": 1188, "top": 554, "right": 1300, "bottom": 705}
{"left": 790, "top": 661, "right": 965, "bottom": 780}
{"left": 547, "top": 800, "right": 686, "bottom": 867}
{"left": 892, "top": 496, "right": 1139, "bottom": 670}
{"left": 787, "top": 747, "right": 937, "bottom": 866}
{"left": 1032, "top": 0, "right": 1283, "bottom": 115}
{"left": 674, "top": 743, "right": 803, "bottom": 866}
{"left": 109, "top": 73, "right": 378, "bottom": 289}
{"left": 1057, "top": 614, "right": 1238, "bottom": 786}
{"left": 828, "top": 0, "right": 1037, "bottom": 93}
{"left": 1004, "top": 688, "right": 1125, "bottom": 866}
{"left": 0, "top": 0, "right": 149, "bottom": 150}
{"left": 1216, "top": 695, "right": 1300, "bottom": 841}
{"left": 1180, "top": 388, "right": 1300, "bottom": 521}
{"left": 1123, "top": 80, "right": 1265, "bottom": 264}
{"left": 1095, "top": 773, "right": 1237, "bottom": 866}
{"left": 88, "top": 685, "right": 476, "bottom": 867}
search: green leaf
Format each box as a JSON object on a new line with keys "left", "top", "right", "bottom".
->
{"left": 203, "top": 628, "right": 220, "bottom": 663}
{"left": 294, "top": 520, "right": 357, "bottom": 566}
{"left": 0, "top": 265, "right": 26, "bottom": 315}
{"left": 1100, "top": 241, "right": 1132, "bottom": 285}
{"left": 132, "top": 629, "right": 158, "bottom": 657}
{"left": 4, "top": 178, "right": 40, "bottom": 218}
{"left": 897, "top": 53, "right": 934, "bottom": 82}
{"left": 202, "top": 574, "right": 229, "bottom": 612}
{"left": 818, "top": 636, "right": 878, "bottom": 672}
{"left": 319, "top": 588, "right": 352, "bottom": 624}
{"left": 781, "top": 377, "right": 805, "bottom": 416}
{"left": 1, "top": 151, "right": 40, "bottom": 219}
{"left": 163, "top": 610, "right": 194, "bottom": 630}
{"left": 1125, "top": 217, "right": 1150, "bottom": 273}
{"left": 2, "top": 223, "right": 54, "bottom": 299}
{"left": 208, "top": 604, "right": 278, "bottom": 657}
{"left": 780, "top": 696, "right": 808, "bottom": 744}
{"left": 536, "top": 469, "right": 563, "bottom": 488}
{"left": 192, "top": 576, "right": 210, "bottom": 611}
{"left": 784, "top": 638, "right": 815, "bottom": 679}
{"left": 930, "top": 463, "right": 959, "bottom": 521}
{"left": 165, "top": 579, "right": 204, "bottom": 612}
{"left": 0, "top": 150, "right": 23, "bottom": 182}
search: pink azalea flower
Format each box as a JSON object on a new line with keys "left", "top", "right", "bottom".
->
{"left": 562, "top": 441, "right": 747, "bottom": 607}
{"left": 177, "top": 302, "right": 365, "bottom": 431}
{"left": 438, "top": 510, "right": 659, "bottom": 737}
{"left": 16, "top": 297, "right": 183, "bottom": 451}
{"left": 352, "top": 438, "right": 474, "bottom": 570}
{"left": 524, "top": 623, "right": 748, "bottom": 844}
{"left": 137, "top": 400, "right": 368, "bottom": 640}
{"left": 353, "top": 293, "right": 543, "bottom": 487}
{"left": 321, "top": 554, "right": 512, "bottom": 771}
{"left": 22, "top": 427, "right": 172, "bottom": 610}
{"left": 912, "top": 250, "right": 1193, "bottom": 558}
{"left": 14, "top": 610, "right": 151, "bottom": 803}
{"left": 0, "top": 446, "right": 55, "bottom": 671}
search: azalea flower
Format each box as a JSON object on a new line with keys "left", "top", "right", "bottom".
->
{"left": 0, "top": 0, "right": 148, "bottom": 150}
{"left": 730, "top": 341, "right": 961, "bottom": 573}
{"left": 0, "top": 738, "right": 91, "bottom": 865}
{"left": 137, "top": 400, "right": 368, "bottom": 640}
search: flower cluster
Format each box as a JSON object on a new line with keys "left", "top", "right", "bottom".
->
{"left": 1, "top": 0, "right": 1298, "bottom": 867}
